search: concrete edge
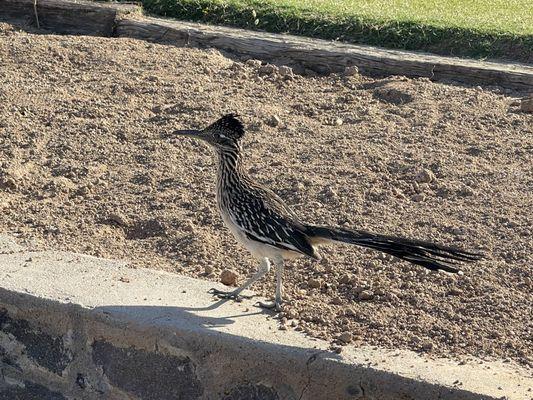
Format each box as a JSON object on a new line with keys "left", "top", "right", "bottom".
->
{"left": 1, "top": 236, "right": 531, "bottom": 400}
{"left": 0, "top": 0, "right": 531, "bottom": 91}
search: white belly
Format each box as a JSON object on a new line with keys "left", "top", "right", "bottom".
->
{"left": 218, "top": 206, "right": 303, "bottom": 261}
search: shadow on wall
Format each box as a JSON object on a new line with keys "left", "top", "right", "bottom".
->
{"left": 0, "top": 288, "right": 487, "bottom": 400}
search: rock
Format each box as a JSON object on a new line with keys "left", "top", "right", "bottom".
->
{"left": 338, "top": 332, "right": 352, "bottom": 344}
{"left": 467, "top": 146, "right": 483, "bottom": 156}
{"left": 448, "top": 288, "right": 463, "bottom": 296}
{"left": 334, "top": 117, "right": 343, "bottom": 126}
{"left": 220, "top": 269, "right": 238, "bottom": 286}
{"left": 520, "top": 97, "right": 533, "bottom": 113}
{"left": 267, "top": 115, "right": 282, "bottom": 127}
{"left": 414, "top": 169, "right": 435, "bottom": 183}
{"left": 278, "top": 66, "right": 294, "bottom": 77}
{"left": 343, "top": 66, "right": 359, "bottom": 76}
{"left": 245, "top": 59, "right": 262, "bottom": 68}
{"left": 182, "top": 219, "right": 196, "bottom": 233}
{"left": 339, "top": 274, "right": 353, "bottom": 285}
{"left": 258, "top": 64, "right": 278, "bottom": 75}
{"left": 108, "top": 212, "right": 129, "bottom": 227}
{"left": 418, "top": 183, "right": 430, "bottom": 191}
{"left": 293, "top": 181, "right": 305, "bottom": 191}
{"left": 421, "top": 340, "right": 434, "bottom": 351}
{"left": 75, "top": 186, "right": 90, "bottom": 197}
{"left": 332, "top": 345, "right": 343, "bottom": 354}
{"left": 319, "top": 186, "right": 338, "bottom": 200}
{"left": 411, "top": 193, "right": 425, "bottom": 202}
{"left": 331, "top": 297, "right": 343, "bottom": 305}
{"left": 345, "top": 307, "right": 357, "bottom": 317}
{"left": 230, "top": 62, "right": 244, "bottom": 71}
{"left": 358, "top": 290, "right": 374, "bottom": 301}
{"left": 308, "top": 278, "right": 322, "bottom": 289}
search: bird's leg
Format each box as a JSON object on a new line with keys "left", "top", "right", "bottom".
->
{"left": 258, "top": 258, "right": 284, "bottom": 312}
{"left": 209, "top": 258, "right": 270, "bottom": 301}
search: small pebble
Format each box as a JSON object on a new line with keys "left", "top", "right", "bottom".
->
{"left": 338, "top": 332, "right": 352, "bottom": 344}
{"left": 268, "top": 115, "right": 282, "bottom": 127}
{"left": 278, "top": 65, "right": 294, "bottom": 77}
{"left": 520, "top": 96, "right": 533, "bottom": 113}
{"left": 339, "top": 274, "right": 353, "bottom": 285}
{"left": 448, "top": 288, "right": 463, "bottom": 296}
{"left": 331, "top": 297, "right": 343, "bottom": 305}
{"left": 358, "top": 290, "right": 374, "bottom": 301}
{"left": 245, "top": 59, "right": 262, "bottom": 68}
{"left": 258, "top": 63, "right": 278, "bottom": 75}
{"left": 308, "top": 278, "right": 322, "bottom": 289}
{"left": 345, "top": 307, "right": 357, "bottom": 317}
{"left": 343, "top": 65, "right": 359, "bottom": 76}
{"left": 411, "top": 193, "right": 425, "bottom": 202}
{"left": 414, "top": 169, "right": 435, "bottom": 183}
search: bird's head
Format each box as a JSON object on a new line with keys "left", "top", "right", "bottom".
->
{"left": 173, "top": 113, "right": 245, "bottom": 152}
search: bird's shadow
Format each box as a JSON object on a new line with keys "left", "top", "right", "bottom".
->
{"left": 93, "top": 292, "right": 277, "bottom": 332}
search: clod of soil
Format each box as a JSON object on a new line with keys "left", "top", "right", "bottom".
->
{"left": 220, "top": 269, "right": 239, "bottom": 286}
{"left": 372, "top": 81, "right": 416, "bottom": 104}
{"left": 520, "top": 96, "right": 533, "bottom": 113}
{"left": 0, "top": 22, "right": 532, "bottom": 367}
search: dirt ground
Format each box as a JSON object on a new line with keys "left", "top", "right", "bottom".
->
{"left": 1, "top": 21, "right": 532, "bottom": 368}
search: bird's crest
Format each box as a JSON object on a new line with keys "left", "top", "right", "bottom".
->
{"left": 208, "top": 113, "right": 245, "bottom": 140}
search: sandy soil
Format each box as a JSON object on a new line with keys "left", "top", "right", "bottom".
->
{"left": 1, "top": 22, "right": 532, "bottom": 367}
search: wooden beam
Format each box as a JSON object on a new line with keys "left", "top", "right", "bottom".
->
{"left": 0, "top": 0, "right": 141, "bottom": 36}
{"left": 116, "top": 17, "right": 533, "bottom": 91}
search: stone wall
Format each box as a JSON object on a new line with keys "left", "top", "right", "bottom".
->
{"left": 0, "top": 295, "right": 281, "bottom": 400}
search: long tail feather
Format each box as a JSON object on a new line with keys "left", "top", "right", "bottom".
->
{"left": 307, "top": 225, "right": 483, "bottom": 273}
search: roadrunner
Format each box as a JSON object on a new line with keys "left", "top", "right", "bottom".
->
{"left": 174, "top": 114, "right": 481, "bottom": 310}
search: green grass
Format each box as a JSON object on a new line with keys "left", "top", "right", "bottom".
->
{"left": 126, "top": 0, "right": 533, "bottom": 63}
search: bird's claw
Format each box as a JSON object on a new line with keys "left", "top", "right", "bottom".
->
{"left": 256, "top": 300, "right": 283, "bottom": 312}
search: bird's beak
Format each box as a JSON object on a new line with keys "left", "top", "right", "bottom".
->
{"left": 173, "top": 129, "right": 202, "bottom": 138}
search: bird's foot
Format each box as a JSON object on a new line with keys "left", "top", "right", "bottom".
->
{"left": 257, "top": 300, "right": 283, "bottom": 312}
{"left": 208, "top": 288, "right": 251, "bottom": 302}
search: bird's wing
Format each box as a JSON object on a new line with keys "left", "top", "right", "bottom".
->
{"left": 226, "top": 184, "right": 317, "bottom": 258}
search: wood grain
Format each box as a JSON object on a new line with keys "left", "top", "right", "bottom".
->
{"left": 0, "top": 0, "right": 140, "bottom": 36}
{"left": 116, "top": 17, "right": 533, "bottom": 91}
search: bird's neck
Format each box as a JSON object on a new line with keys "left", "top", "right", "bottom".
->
{"left": 217, "top": 144, "right": 246, "bottom": 183}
